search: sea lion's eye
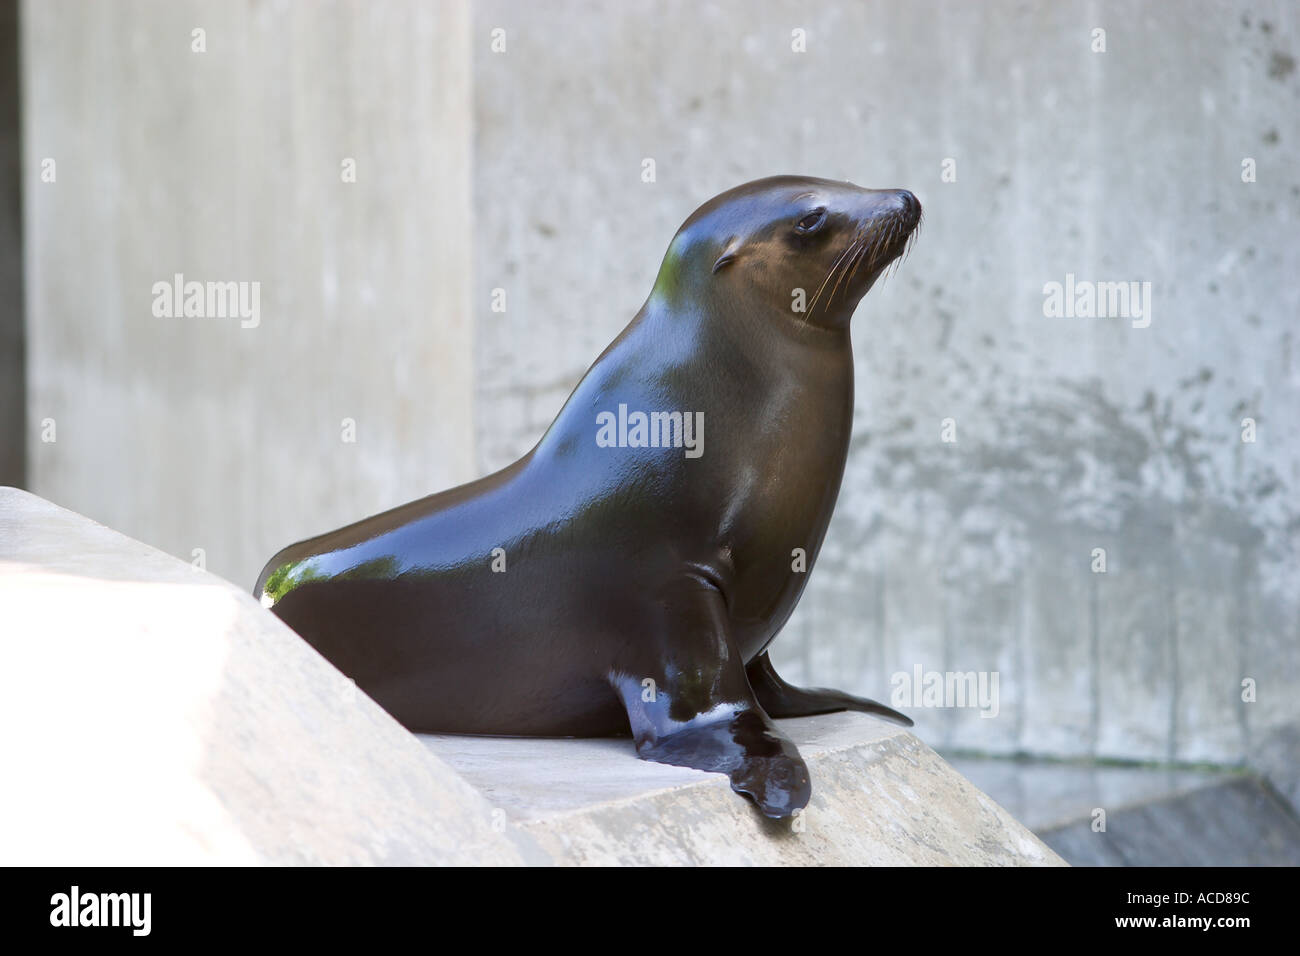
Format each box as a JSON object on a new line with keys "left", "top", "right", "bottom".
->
{"left": 794, "top": 208, "right": 828, "bottom": 235}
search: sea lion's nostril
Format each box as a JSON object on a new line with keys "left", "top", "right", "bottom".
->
{"left": 898, "top": 190, "right": 920, "bottom": 216}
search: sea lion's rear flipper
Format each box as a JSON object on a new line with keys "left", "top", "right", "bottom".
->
{"left": 746, "top": 651, "right": 914, "bottom": 727}
{"left": 610, "top": 574, "right": 811, "bottom": 819}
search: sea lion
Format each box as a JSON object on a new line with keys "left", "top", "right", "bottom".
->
{"left": 256, "top": 175, "right": 921, "bottom": 819}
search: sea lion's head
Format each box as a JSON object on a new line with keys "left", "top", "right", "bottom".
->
{"left": 654, "top": 175, "right": 921, "bottom": 329}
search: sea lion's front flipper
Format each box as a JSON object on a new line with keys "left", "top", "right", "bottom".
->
{"left": 611, "top": 575, "right": 811, "bottom": 819}
{"left": 746, "top": 651, "right": 914, "bottom": 727}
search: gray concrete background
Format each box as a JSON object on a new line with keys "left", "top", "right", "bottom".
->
{"left": 14, "top": 0, "right": 1300, "bottom": 776}
{"left": 471, "top": 0, "right": 1300, "bottom": 766}
{"left": 20, "top": 0, "right": 475, "bottom": 591}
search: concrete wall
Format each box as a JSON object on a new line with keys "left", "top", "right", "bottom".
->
{"left": 471, "top": 0, "right": 1300, "bottom": 765}
{"left": 19, "top": 1, "right": 1298, "bottom": 769}
{"left": 21, "top": 0, "right": 474, "bottom": 587}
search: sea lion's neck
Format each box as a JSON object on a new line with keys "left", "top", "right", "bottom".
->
{"left": 523, "top": 266, "right": 857, "bottom": 482}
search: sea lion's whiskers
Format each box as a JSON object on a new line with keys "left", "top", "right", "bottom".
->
{"left": 808, "top": 228, "right": 867, "bottom": 317}
{"left": 840, "top": 231, "right": 876, "bottom": 298}
{"left": 899, "top": 212, "right": 921, "bottom": 268}
{"left": 813, "top": 229, "right": 865, "bottom": 308}
{"left": 866, "top": 222, "right": 898, "bottom": 282}
{"left": 804, "top": 250, "right": 843, "bottom": 319}
{"left": 889, "top": 238, "right": 906, "bottom": 280}
{"left": 893, "top": 218, "right": 920, "bottom": 277}
{"left": 885, "top": 221, "right": 905, "bottom": 279}
{"left": 828, "top": 231, "right": 872, "bottom": 306}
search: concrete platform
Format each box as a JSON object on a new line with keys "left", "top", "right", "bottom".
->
{"left": 0, "top": 487, "right": 1062, "bottom": 866}
{"left": 0, "top": 487, "right": 538, "bottom": 865}
{"left": 422, "top": 716, "right": 1064, "bottom": 865}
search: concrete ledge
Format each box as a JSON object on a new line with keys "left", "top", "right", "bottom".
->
{"left": 1, "top": 487, "right": 1061, "bottom": 865}
{"left": 0, "top": 488, "right": 539, "bottom": 865}
{"left": 424, "top": 716, "right": 1064, "bottom": 865}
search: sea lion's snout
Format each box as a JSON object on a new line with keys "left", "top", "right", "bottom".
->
{"left": 828, "top": 186, "right": 921, "bottom": 303}
{"left": 857, "top": 187, "right": 921, "bottom": 239}
{"left": 895, "top": 188, "right": 922, "bottom": 219}
{"left": 894, "top": 189, "right": 923, "bottom": 235}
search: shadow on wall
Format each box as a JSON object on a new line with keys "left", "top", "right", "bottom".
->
{"left": 0, "top": 0, "right": 24, "bottom": 488}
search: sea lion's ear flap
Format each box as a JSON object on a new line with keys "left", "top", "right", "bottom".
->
{"left": 712, "top": 237, "right": 742, "bottom": 274}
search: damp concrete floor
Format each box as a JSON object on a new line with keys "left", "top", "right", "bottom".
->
{"left": 948, "top": 756, "right": 1300, "bottom": 866}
